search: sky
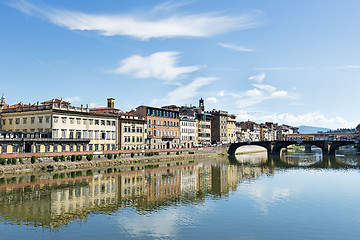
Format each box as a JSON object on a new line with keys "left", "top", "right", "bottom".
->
{"left": 1, "top": 0, "right": 359, "bottom": 129}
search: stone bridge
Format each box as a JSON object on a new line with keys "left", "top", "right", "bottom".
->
{"left": 228, "top": 140, "right": 359, "bottom": 156}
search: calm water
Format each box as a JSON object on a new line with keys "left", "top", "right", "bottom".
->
{"left": 0, "top": 149, "right": 360, "bottom": 239}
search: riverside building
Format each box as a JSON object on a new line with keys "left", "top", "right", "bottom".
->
{"left": 226, "top": 115, "right": 237, "bottom": 143}
{"left": 132, "top": 106, "right": 180, "bottom": 149}
{"left": 89, "top": 98, "right": 147, "bottom": 150}
{"left": 0, "top": 98, "right": 118, "bottom": 154}
{"left": 209, "top": 109, "right": 228, "bottom": 144}
{"left": 179, "top": 115, "right": 197, "bottom": 148}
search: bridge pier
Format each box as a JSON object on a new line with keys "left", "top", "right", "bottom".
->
{"left": 305, "top": 144, "right": 312, "bottom": 152}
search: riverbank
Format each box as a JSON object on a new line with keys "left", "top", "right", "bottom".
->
{"left": 0, "top": 150, "right": 220, "bottom": 175}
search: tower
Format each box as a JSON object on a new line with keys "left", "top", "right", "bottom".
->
{"left": 199, "top": 98, "right": 204, "bottom": 111}
{"left": 107, "top": 98, "right": 115, "bottom": 108}
{"left": 0, "top": 93, "right": 7, "bottom": 106}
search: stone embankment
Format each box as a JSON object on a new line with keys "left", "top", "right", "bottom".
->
{"left": 0, "top": 147, "right": 225, "bottom": 175}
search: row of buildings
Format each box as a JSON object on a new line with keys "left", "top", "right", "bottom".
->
{"left": 0, "top": 94, "right": 299, "bottom": 154}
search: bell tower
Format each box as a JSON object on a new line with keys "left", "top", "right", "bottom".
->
{"left": 199, "top": 98, "right": 205, "bottom": 111}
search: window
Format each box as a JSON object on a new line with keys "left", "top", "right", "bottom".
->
{"left": 148, "top": 119, "right": 151, "bottom": 124}
{"left": 9, "top": 119, "right": 12, "bottom": 125}
{"left": 76, "top": 131, "right": 81, "bottom": 139}
{"left": 76, "top": 118, "right": 81, "bottom": 124}
{"left": 95, "top": 120, "right": 99, "bottom": 125}
{"left": 89, "top": 119, "right": 93, "bottom": 125}
{"left": 46, "top": 117, "right": 50, "bottom": 123}
{"left": 69, "top": 131, "right": 74, "bottom": 139}
{"left": 61, "top": 129, "right": 66, "bottom": 138}
{"left": 83, "top": 119, "right": 87, "bottom": 125}
{"left": 62, "top": 117, "right": 67, "bottom": 123}
{"left": 2, "top": 119, "right": 5, "bottom": 125}
{"left": 23, "top": 118, "right": 27, "bottom": 124}
{"left": 53, "top": 130, "right": 58, "bottom": 138}
{"left": 70, "top": 118, "right": 74, "bottom": 124}
{"left": 31, "top": 118, "right": 35, "bottom": 124}
{"left": 112, "top": 121, "right": 116, "bottom": 126}
{"left": 106, "top": 120, "right": 110, "bottom": 126}
{"left": 95, "top": 131, "right": 99, "bottom": 139}
{"left": 153, "top": 120, "right": 156, "bottom": 125}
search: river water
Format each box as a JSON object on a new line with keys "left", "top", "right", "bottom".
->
{"left": 0, "top": 148, "right": 360, "bottom": 239}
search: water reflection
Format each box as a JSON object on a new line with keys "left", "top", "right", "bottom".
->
{"left": 0, "top": 159, "right": 262, "bottom": 230}
{"left": 0, "top": 149, "right": 359, "bottom": 231}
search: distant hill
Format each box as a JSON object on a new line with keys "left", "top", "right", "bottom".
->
{"left": 297, "top": 125, "right": 331, "bottom": 134}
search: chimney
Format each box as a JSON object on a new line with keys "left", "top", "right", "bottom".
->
{"left": 107, "top": 98, "right": 115, "bottom": 108}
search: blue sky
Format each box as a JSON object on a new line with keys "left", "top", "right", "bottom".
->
{"left": 1, "top": 0, "right": 359, "bottom": 129}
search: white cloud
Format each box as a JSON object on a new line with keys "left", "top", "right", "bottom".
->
{"left": 252, "top": 84, "right": 276, "bottom": 92}
{"left": 206, "top": 97, "right": 217, "bottom": 103}
{"left": 114, "top": 52, "right": 201, "bottom": 82}
{"left": 248, "top": 73, "right": 265, "bottom": 83}
{"left": 10, "top": 1, "right": 260, "bottom": 40}
{"left": 152, "top": 77, "right": 216, "bottom": 106}
{"left": 218, "top": 43, "right": 255, "bottom": 52}
{"left": 255, "top": 67, "right": 305, "bottom": 71}
{"left": 246, "top": 88, "right": 263, "bottom": 97}
{"left": 219, "top": 90, "right": 225, "bottom": 97}
{"left": 338, "top": 65, "right": 360, "bottom": 69}
{"left": 271, "top": 90, "right": 288, "bottom": 98}
{"left": 257, "top": 111, "right": 357, "bottom": 129}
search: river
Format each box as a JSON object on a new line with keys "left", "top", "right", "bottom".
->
{"left": 0, "top": 148, "right": 359, "bottom": 239}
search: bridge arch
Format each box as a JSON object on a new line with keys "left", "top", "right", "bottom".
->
{"left": 272, "top": 142, "right": 324, "bottom": 154}
{"left": 228, "top": 142, "right": 272, "bottom": 155}
{"left": 329, "top": 141, "right": 358, "bottom": 154}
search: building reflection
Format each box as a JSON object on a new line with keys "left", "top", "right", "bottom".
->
{"left": 0, "top": 159, "right": 270, "bottom": 230}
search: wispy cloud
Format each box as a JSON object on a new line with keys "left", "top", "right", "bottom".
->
{"left": 114, "top": 52, "right": 201, "bottom": 82}
{"left": 338, "top": 65, "right": 360, "bottom": 69}
{"left": 220, "top": 74, "right": 293, "bottom": 108}
{"left": 248, "top": 73, "right": 265, "bottom": 83}
{"left": 255, "top": 67, "right": 305, "bottom": 71}
{"left": 236, "top": 111, "right": 356, "bottom": 129}
{"left": 152, "top": 77, "right": 216, "bottom": 106}
{"left": 206, "top": 97, "right": 217, "bottom": 103}
{"left": 10, "top": 0, "right": 260, "bottom": 40}
{"left": 218, "top": 43, "right": 255, "bottom": 52}
{"left": 258, "top": 112, "right": 357, "bottom": 129}
{"left": 252, "top": 84, "right": 276, "bottom": 92}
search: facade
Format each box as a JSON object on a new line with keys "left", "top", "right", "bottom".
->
{"left": 118, "top": 113, "right": 147, "bottom": 150}
{"left": 265, "top": 122, "right": 277, "bottom": 141}
{"left": 226, "top": 115, "right": 237, "bottom": 143}
{"left": 133, "top": 106, "right": 180, "bottom": 149}
{"left": 179, "top": 115, "right": 197, "bottom": 148}
{"left": 239, "top": 121, "right": 261, "bottom": 142}
{"left": 197, "top": 113, "right": 212, "bottom": 146}
{"left": 276, "top": 124, "right": 299, "bottom": 140}
{"left": 0, "top": 99, "right": 118, "bottom": 154}
{"left": 209, "top": 109, "right": 228, "bottom": 144}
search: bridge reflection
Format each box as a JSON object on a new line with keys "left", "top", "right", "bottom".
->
{"left": 0, "top": 153, "right": 358, "bottom": 230}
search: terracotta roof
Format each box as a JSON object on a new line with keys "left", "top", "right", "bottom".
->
{"left": 41, "top": 99, "right": 70, "bottom": 105}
